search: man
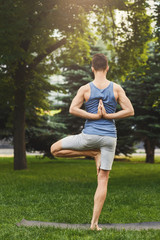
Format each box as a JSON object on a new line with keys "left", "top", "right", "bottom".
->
{"left": 50, "top": 53, "right": 134, "bottom": 230}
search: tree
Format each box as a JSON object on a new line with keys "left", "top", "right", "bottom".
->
{"left": 95, "top": 0, "right": 152, "bottom": 81}
{"left": 122, "top": 65, "right": 160, "bottom": 163}
{"left": 149, "top": 0, "right": 160, "bottom": 106}
{"left": 55, "top": 56, "right": 93, "bottom": 136}
{"left": 115, "top": 113, "right": 135, "bottom": 156}
{"left": 120, "top": 1, "right": 160, "bottom": 163}
{"left": 26, "top": 112, "right": 67, "bottom": 157}
{"left": 0, "top": 0, "right": 153, "bottom": 169}
{"left": 0, "top": 0, "right": 94, "bottom": 169}
{"left": 0, "top": 0, "right": 131, "bottom": 169}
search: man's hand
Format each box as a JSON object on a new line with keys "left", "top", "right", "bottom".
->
{"left": 69, "top": 86, "right": 104, "bottom": 120}
{"left": 98, "top": 99, "right": 110, "bottom": 119}
{"left": 96, "top": 100, "right": 103, "bottom": 119}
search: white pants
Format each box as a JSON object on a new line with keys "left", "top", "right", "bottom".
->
{"left": 62, "top": 132, "right": 117, "bottom": 170}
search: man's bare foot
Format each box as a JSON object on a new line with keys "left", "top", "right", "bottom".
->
{"left": 90, "top": 223, "right": 102, "bottom": 231}
{"left": 94, "top": 152, "right": 101, "bottom": 175}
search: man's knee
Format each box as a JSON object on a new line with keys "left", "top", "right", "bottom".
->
{"left": 50, "top": 140, "right": 62, "bottom": 156}
{"left": 98, "top": 170, "right": 110, "bottom": 182}
{"left": 50, "top": 143, "right": 56, "bottom": 155}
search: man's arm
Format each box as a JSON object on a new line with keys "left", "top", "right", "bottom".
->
{"left": 101, "top": 85, "right": 134, "bottom": 119}
{"left": 69, "top": 86, "right": 102, "bottom": 120}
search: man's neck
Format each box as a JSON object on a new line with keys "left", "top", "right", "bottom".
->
{"left": 92, "top": 71, "right": 110, "bottom": 89}
{"left": 93, "top": 71, "right": 108, "bottom": 83}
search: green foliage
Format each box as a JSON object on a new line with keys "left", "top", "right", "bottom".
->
{"left": 0, "top": 0, "right": 96, "bottom": 161}
{"left": 0, "top": 0, "right": 158, "bottom": 165}
{"left": 117, "top": 0, "right": 152, "bottom": 77}
{"left": 95, "top": 0, "right": 152, "bottom": 80}
{"left": 0, "top": 0, "right": 94, "bottom": 131}
{"left": 116, "top": 118, "right": 135, "bottom": 155}
{"left": 116, "top": 1, "right": 160, "bottom": 162}
{"left": 55, "top": 64, "right": 92, "bottom": 135}
{"left": 26, "top": 114, "right": 66, "bottom": 157}
{"left": 124, "top": 79, "right": 160, "bottom": 141}
{"left": 125, "top": 49, "right": 160, "bottom": 142}
{"left": 121, "top": 45, "right": 160, "bottom": 162}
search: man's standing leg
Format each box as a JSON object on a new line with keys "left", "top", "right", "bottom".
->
{"left": 90, "top": 169, "right": 110, "bottom": 230}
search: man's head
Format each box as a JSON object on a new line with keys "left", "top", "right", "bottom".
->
{"left": 91, "top": 53, "right": 109, "bottom": 72}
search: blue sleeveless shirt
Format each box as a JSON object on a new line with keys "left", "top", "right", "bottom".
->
{"left": 82, "top": 81, "right": 117, "bottom": 137}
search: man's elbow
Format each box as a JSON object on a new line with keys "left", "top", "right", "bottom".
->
{"left": 69, "top": 106, "right": 74, "bottom": 114}
{"left": 129, "top": 108, "right": 135, "bottom": 116}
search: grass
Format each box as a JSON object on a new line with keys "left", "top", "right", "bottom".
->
{"left": 0, "top": 155, "right": 160, "bottom": 240}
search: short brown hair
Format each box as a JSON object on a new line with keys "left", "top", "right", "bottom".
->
{"left": 92, "top": 53, "right": 108, "bottom": 71}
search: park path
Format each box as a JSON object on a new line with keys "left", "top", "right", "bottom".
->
{"left": 0, "top": 148, "right": 41, "bottom": 157}
{"left": 1, "top": 148, "right": 160, "bottom": 157}
{"left": 17, "top": 219, "right": 160, "bottom": 230}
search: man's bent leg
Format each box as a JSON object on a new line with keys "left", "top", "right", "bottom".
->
{"left": 50, "top": 140, "right": 100, "bottom": 162}
{"left": 90, "top": 169, "right": 110, "bottom": 230}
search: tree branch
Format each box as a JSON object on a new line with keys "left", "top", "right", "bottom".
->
{"left": 29, "top": 38, "right": 67, "bottom": 69}
{"left": 109, "top": 7, "right": 116, "bottom": 48}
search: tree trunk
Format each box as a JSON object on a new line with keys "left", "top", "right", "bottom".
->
{"left": 144, "top": 138, "right": 155, "bottom": 163}
{"left": 13, "top": 68, "right": 27, "bottom": 170}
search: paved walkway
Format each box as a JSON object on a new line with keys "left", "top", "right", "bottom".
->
{"left": 1, "top": 148, "right": 160, "bottom": 157}
{"left": 0, "top": 148, "right": 42, "bottom": 157}
{"left": 17, "top": 219, "right": 160, "bottom": 230}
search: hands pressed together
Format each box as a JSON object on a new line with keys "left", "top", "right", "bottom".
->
{"left": 96, "top": 99, "right": 110, "bottom": 120}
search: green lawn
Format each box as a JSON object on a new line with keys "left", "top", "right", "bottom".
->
{"left": 0, "top": 156, "right": 160, "bottom": 240}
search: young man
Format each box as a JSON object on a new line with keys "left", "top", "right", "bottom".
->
{"left": 50, "top": 53, "right": 134, "bottom": 230}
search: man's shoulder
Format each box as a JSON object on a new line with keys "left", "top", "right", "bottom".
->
{"left": 113, "top": 82, "right": 120, "bottom": 88}
{"left": 78, "top": 83, "right": 90, "bottom": 92}
{"left": 113, "top": 82, "right": 123, "bottom": 91}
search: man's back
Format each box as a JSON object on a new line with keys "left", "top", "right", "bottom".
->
{"left": 83, "top": 81, "right": 117, "bottom": 137}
